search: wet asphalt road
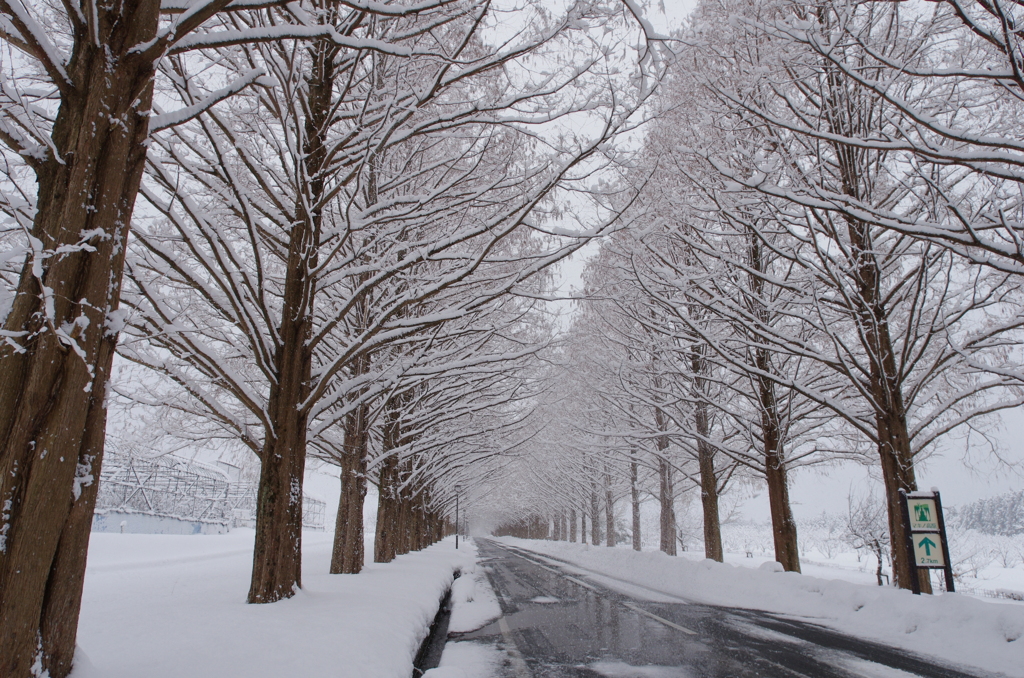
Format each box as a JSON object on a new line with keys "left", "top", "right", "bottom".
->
{"left": 452, "top": 540, "right": 993, "bottom": 678}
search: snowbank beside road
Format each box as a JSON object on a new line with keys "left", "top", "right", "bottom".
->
{"left": 498, "top": 538, "right": 1024, "bottom": 677}
{"left": 448, "top": 542, "right": 502, "bottom": 634}
{"left": 73, "top": 530, "right": 472, "bottom": 678}
{"left": 425, "top": 541, "right": 505, "bottom": 678}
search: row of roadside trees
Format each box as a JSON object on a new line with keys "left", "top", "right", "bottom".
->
{"left": 0, "top": 0, "right": 666, "bottom": 675}
{"left": 481, "top": 0, "right": 1024, "bottom": 597}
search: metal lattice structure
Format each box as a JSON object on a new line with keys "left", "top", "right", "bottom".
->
{"left": 96, "top": 451, "right": 232, "bottom": 526}
{"left": 223, "top": 482, "right": 326, "bottom": 531}
{"left": 95, "top": 452, "right": 326, "bottom": 531}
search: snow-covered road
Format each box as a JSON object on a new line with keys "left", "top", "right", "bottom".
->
{"left": 469, "top": 539, "right": 1022, "bottom": 678}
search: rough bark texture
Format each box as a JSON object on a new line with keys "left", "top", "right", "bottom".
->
{"left": 396, "top": 464, "right": 414, "bottom": 556}
{"left": 657, "top": 456, "right": 677, "bottom": 556}
{"left": 764, "top": 439, "right": 800, "bottom": 572}
{"left": 696, "top": 433, "right": 723, "bottom": 562}
{"left": 0, "top": 2, "right": 161, "bottom": 672}
{"left": 569, "top": 508, "right": 577, "bottom": 542}
{"left": 374, "top": 453, "right": 400, "bottom": 563}
{"left": 332, "top": 404, "right": 370, "bottom": 573}
{"left": 590, "top": 484, "right": 601, "bottom": 545}
{"left": 631, "top": 457, "right": 642, "bottom": 551}
{"left": 748, "top": 233, "right": 800, "bottom": 572}
{"left": 877, "top": 411, "right": 930, "bottom": 593}
{"left": 580, "top": 505, "right": 588, "bottom": 545}
{"left": 374, "top": 395, "right": 405, "bottom": 563}
{"left": 248, "top": 209, "right": 316, "bottom": 600}
{"left": 655, "top": 408, "right": 677, "bottom": 556}
{"left": 690, "top": 345, "right": 723, "bottom": 563}
{"left": 248, "top": 381, "right": 308, "bottom": 602}
{"left": 604, "top": 466, "right": 615, "bottom": 547}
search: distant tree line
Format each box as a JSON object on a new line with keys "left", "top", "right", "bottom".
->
{"left": 951, "top": 490, "right": 1024, "bottom": 537}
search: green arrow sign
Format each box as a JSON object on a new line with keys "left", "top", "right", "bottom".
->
{"left": 912, "top": 533, "right": 945, "bottom": 567}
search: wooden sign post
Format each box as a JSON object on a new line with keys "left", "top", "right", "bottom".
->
{"left": 899, "top": 489, "right": 955, "bottom": 594}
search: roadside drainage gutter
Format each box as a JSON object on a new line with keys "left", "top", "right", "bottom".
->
{"left": 411, "top": 568, "right": 460, "bottom": 677}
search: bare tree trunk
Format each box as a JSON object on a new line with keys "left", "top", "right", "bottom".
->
{"left": 764, "top": 447, "right": 799, "bottom": 572}
{"left": 697, "top": 434, "right": 723, "bottom": 562}
{"left": 657, "top": 456, "right": 677, "bottom": 556}
{"left": 581, "top": 504, "right": 588, "bottom": 545}
{"left": 374, "top": 392, "right": 407, "bottom": 563}
{"left": 375, "top": 454, "right": 400, "bottom": 563}
{"left": 434, "top": 509, "right": 444, "bottom": 543}
{"left": 590, "top": 482, "right": 601, "bottom": 545}
{"left": 406, "top": 499, "right": 418, "bottom": 551}
{"left": 655, "top": 407, "right": 677, "bottom": 556}
{"left": 411, "top": 491, "right": 426, "bottom": 551}
{"left": 631, "top": 457, "right": 642, "bottom": 551}
{"left": 690, "top": 343, "right": 723, "bottom": 563}
{"left": 843, "top": 215, "right": 930, "bottom": 593}
{"left": 248, "top": 230, "right": 315, "bottom": 601}
{"left": 331, "top": 404, "right": 369, "bottom": 573}
{"left": 248, "top": 390, "right": 308, "bottom": 601}
{"left": 569, "top": 508, "right": 578, "bottom": 542}
{"left": 878, "top": 413, "right": 929, "bottom": 593}
{"left": 0, "top": 7, "right": 160, "bottom": 670}
{"left": 821, "top": 55, "right": 930, "bottom": 593}
{"left": 871, "top": 540, "right": 885, "bottom": 586}
{"left": 396, "top": 461, "right": 414, "bottom": 555}
{"left": 252, "top": 32, "right": 342, "bottom": 598}
{"left": 748, "top": 231, "right": 800, "bottom": 572}
{"left": 605, "top": 464, "right": 615, "bottom": 547}
{"left": 410, "top": 495, "right": 421, "bottom": 551}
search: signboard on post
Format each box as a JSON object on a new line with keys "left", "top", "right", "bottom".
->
{"left": 899, "top": 489, "right": 955, "bottom": 594}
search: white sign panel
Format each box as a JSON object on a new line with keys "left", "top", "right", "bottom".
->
{"left": 908, "top": 497, "right": 939, "bottom": 532}
{"left": 912, "top": 533, "right": 945, "bottom": 567}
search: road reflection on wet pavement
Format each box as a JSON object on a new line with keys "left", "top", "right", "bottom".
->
{"left": 450, "top": 540, "right": 989, "bottom": 678}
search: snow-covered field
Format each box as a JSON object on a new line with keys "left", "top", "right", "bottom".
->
{"left": 72, "top": 529, "right": 471, "bottom": 678}
{"left": 719, "top": 519, "right": 1024, "bottom": 598}
{"left": 498, "top": 537, "right": 1024, "bottom": 677}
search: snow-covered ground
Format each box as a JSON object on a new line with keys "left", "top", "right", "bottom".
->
{"left": 66, "top": 523, "right": 1023, "bottom": 678}
{"left": 72, "top": 529, "right": 471, "bottom": 678}
{"left": 498, "top": 538, "right": 1024, "bottom": 677}
{"left": 718, "top": 519, "right": 1024, "bottom": 599}
{"left": 695, "top": 539, "right": 1024, "bottom": 599}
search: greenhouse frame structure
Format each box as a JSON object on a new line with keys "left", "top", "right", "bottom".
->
{"left": 94, "top": 451, "right": 326, "bottom": 532}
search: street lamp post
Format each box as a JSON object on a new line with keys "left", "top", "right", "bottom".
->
{"left": 455, "top": 485, "right": 461, "bottom": 549}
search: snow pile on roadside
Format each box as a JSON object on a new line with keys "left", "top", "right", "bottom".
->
{"left": 423, "top": 642, "right": 506, "bottom": 678}
{"left": 424, "top": 539, "right": 505, "bottom": 678}
{"left": 73, "top": 530, "right": 472, "bottom": 678}
{"left": 499, "top": 538, "right": 1024, "bottom": 677}
{"left": 448, "top": 542, "right": 502, "bottom": 634}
